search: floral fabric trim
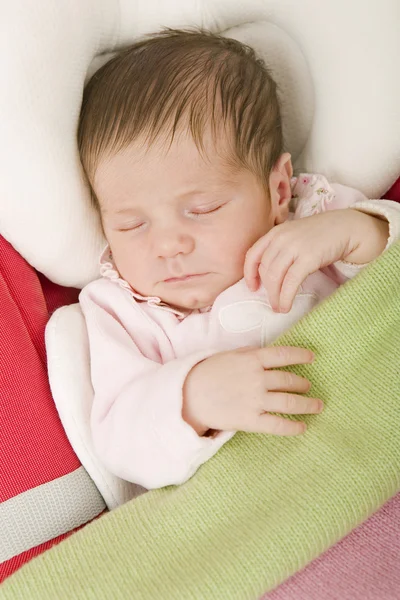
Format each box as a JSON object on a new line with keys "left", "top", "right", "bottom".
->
{"left": 291, "top": 173, "right": 336, "bottom": 218}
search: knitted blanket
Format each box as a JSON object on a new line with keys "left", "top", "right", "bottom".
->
{"left": 2, "top": 242, "right": 400, "bottom": 600}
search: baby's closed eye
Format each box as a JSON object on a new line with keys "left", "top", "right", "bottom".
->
{"left": 186, "top": 199, "right": 229, "bottom": 217}
{"left": 115, "top": 220, "right": 146, "bottom": 232}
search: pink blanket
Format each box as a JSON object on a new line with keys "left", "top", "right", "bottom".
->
{"left": 264, "top": 493, "right": 400, "bottom": 599}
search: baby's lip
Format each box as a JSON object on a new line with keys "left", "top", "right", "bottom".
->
{"left": 163, "top": 273, "right": 208, "bottom": 283}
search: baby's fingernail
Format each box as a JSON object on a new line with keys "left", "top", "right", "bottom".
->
{"left": 309, "top": 352, "right": 315, "bottom": 362}
{"left": 317, "top": 400, "right": 324, "bottom": 413}
{"left": 247, "top": 280, "right": 256, "bottom": 292}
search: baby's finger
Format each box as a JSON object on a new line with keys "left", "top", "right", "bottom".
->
{"left": 261, "top": 252, "right": 294, "bottom": 312}
{"left": 257, "top": 346, "right": 315, "bottom": 369}
{"left": 242, "top": 413, "right": 306, "bottom": 436}
{"left": 278, "top": 262, "right": 311, "bottom": 313}
{"left": 261, "top": 392, "right": 323, "bottom": 415}
{"left": 244, "top": 232, "right": 274, "bottom": 290}
{"left": 265, "top": 371, "right": 311, "bottom": 394}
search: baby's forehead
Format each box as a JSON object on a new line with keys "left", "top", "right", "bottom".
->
{"left": 96, "top": 157, "right": 255, "bottom": 220}
{"left": 95, "top": 131, "right": 242, "bottom": 194}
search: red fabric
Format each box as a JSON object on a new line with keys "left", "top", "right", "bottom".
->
{"left": 0, "top": 237, "right": 80, "bottom": 502}
{"left": 37, "top": 271, "right": 80, "bottom": 317}
{"left": 384, "top": 177, "right": 400, "bottom": 202}
{"left": 0, "top": 235, "right": 82, "bottom": 581}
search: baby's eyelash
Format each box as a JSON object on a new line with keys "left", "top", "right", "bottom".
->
{"left": 117, "top": 222, "right": 145, "bottom": 232}
{"left": 189, "top": 204, "right": 224, "bottom": 216}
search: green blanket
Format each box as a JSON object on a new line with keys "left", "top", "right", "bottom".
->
{"left": 2, "top": 243, "right": 400, "bottom": 600}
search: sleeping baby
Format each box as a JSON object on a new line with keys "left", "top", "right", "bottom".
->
{"left": 77, "top": 29, "right": 400, "bottom": 489}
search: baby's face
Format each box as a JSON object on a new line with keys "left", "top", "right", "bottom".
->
{"left": 94, "top": 133, "right": 274, "bottom": 310}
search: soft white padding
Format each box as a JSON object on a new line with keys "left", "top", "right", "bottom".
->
{"left": 45, "top": 304, "right": 145, "bottom": 509}
{"left": 221, "top": 22, "right": 314, "bottom": 164}
{"left": 1, "top": 0, "right": 400, "bottom": 288}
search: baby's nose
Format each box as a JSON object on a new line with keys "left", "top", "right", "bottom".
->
{"left": 153, "top": 228, "right": 194, "bottom": 258}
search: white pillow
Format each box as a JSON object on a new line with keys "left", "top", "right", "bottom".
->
{"left": 1, "top": 0, "right": 399, "bottom": 288}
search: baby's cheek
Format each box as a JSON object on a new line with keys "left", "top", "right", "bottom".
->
{"left": 115, "top": 252, "right": 149, "bottom": 292}
{"left": 229, "top": 237, "right": 253, "bottom": 270}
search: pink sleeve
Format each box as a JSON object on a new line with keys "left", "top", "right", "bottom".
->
{"left": 80, "top": 286, "right": 233, "bottom": 490}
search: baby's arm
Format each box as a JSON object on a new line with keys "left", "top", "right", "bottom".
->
{"left": 322, "top": 185, "right": 400, "bottom": 281}
{"left": 80, "top": 284, "right": 232, "bottom": 490}
{"left": 80, "top": 282, "right": 322, "bottom": 489}
{"left": 244, "top": 178, "right": 400, "bottom": 312}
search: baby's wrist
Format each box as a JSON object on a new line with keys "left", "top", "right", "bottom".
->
{"left": 344, "top": 209, "right": 389, "bottom": 264}
{"left": 182, "top": 364, "right": 210, "bottom": 436}
{"left": 182, "top": 408, "right": 209, "bottom": 436}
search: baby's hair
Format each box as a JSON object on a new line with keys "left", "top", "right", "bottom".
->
{"left": 78, "top": 28, "right": 283, "bottom": 206}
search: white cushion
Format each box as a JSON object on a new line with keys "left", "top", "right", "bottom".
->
{"left": 45, "top": 304, "right": 144, "bottom": 509}
{"left": 1, "top": 0, "right": 399, "bottom": 288}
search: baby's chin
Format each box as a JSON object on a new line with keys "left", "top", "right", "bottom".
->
{"left": 154, "top": 273, "right": 242, "bottom": 311}
{"left": 162, "top": 287, "right": 219, "bottom": 311}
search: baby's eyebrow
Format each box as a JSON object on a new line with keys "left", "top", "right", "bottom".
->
{"left": 102, "top": 206, "right": 139, "bottom": 216}
{"left": 114, "top": 207, "right": 138, "bottom": 215}
{"left": 176, "top": 188, "right": 207, "bottom": 199}
{"left": 177, "top": 182, "right": 233, "bottom": 199}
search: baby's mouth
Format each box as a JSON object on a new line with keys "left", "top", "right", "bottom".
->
{"left": 163, "top": 273, "right": 208, "bottom": 283}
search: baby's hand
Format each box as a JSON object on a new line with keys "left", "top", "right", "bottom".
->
{"left": 182, "top": 346, "right": 322, "bottom": 436}
{"left": 244, "top": 209, "right": 389, "bottom": 313}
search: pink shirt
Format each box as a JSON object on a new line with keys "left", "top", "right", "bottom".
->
{"left": 79, "top": 175, "right": 400, "bottom": 489}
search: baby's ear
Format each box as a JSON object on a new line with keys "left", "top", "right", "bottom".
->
{"left": 269, "top": 153, "right": 293, "bottom": 225}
